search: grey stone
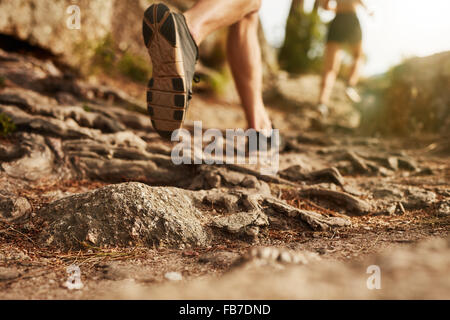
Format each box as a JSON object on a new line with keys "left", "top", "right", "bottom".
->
{"left": 39, "top": 182, "right": 209, "bottom": 250}
{"left": 403, "top": 187, "right": 437, "bottom": 209}
{"left": 0, "top": 133, "right": 62, "bottom": 182}
{"left": 203, "top": 193, "right": 241, "bottom": 213}
{"left": 373, "top": 187, "right": 404, "bottom": 201}
{"left": 0, "top": 194, "right": 31, "bottom": 222}
{"left": 437, "top": 201, "right": 450, "bottom": 217}
{"left": 211, "top": 211, "right": 269, "bottom": 235}
{"left": 0, "top": 0, "right": 145, "bottom": 68}
{"left": 164, "top": 272, "right": 182, "bottom": 281}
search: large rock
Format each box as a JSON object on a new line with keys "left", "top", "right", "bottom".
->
{"left": 0, "top": 0, "right": 181, "bottom": 68}
{"left": 39, "top": 182, "right": 209, "bottom": 250}
{"left": 0, "top": 0, "right": 116, "bottom": 59}
{"left": 0, "top": 0, "right": 278, "bottom": 81}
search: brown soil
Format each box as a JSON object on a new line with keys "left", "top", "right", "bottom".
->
{"left": 0, "top": 51, "right": 448, "bottom": 299}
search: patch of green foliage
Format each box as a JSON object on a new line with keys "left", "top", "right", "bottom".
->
{"left": 91, "top": 35, "right": 117, "bottom": 74}
{"left": 279, "top": 3, "right": 326, "bottom": 74}
{"left": 0, "top": 113, "right": 16, "bottom": 137}
{"left": 75, "top": 34, "right": 151, "bottom": 84}
{"left": 359, "top": 52, "right": 450, "bottom": 136}
{"left": 82, "top": 104, "right": 92, "bottom": 112}
{"left": 117, "top": 53, "right": 151, "bottom": 83}
{"left": 207, "top": 68, "right": 232, "bottom": 96}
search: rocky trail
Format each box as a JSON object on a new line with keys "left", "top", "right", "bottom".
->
{"left": 0, "top": 48, "right": 449, "bottom": 299}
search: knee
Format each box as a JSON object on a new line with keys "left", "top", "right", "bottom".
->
{"left": 232, "top": 8, "right": 260, "bottom": 32}
{"left": 249, "top": 0, "right": 262, "bottom": 13}
{"left": 326, "top": 70, "right": 337, "bottom": 78}
{"left": 332, "top": 63, "right": 341, "bottom": 73}
{"left": 354, "top": 53, "right": 364, "bottom": 62}
{"left": 229, "top": 0, "right": 261, "bottom": 34}
{"left": 352, "top": 47, "right": 364, "bottom": 61}
{"left": 325, "top": 67, "right": 338, "bottom": 76}
{"left": 246, "top": 10, "right": 260, "bottom": 25}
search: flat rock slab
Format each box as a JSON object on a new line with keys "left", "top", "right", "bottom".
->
{"left": 211, "top": 211, "right": 269, "bottom": 236}
{"left": 39, "top": 183, "right": 209, "bottom": 250}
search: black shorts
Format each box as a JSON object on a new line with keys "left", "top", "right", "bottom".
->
{"left": 327, "top": 13, "right": 362, "bottom": 44}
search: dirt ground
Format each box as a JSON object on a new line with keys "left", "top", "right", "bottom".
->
{"left": 0, "top": 49, "right": 449, "bottom": 299}
{"left": 0, "top": 154, "right": 448, "bottom": 299}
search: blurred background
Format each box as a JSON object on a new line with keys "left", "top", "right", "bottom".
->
{"left": 0, "top": 0, "right": 449, "bottom": 142}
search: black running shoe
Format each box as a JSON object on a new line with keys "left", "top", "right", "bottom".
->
{"left": 142, "top": 3, "right": 199, "bottom": 140}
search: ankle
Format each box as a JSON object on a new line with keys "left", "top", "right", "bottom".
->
{"left": 184, "top": 13, "right": 201, "bottom": 45}
{"left": 249, "top": 111, "right": 272, "bottom": 132}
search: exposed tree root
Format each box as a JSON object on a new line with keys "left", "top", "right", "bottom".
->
{"left": 298, "top": 188, "right": 372, "bottom": 216}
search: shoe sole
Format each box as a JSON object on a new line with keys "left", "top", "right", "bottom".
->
{"left": 143, "top": 3, "right": 188, "bottom": 139}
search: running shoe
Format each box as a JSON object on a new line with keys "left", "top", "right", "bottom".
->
{"left": 142, "top": 3, "right": 199, "bottom": 139}
{"left": 317, "top": 103, "right": 329, "bottom": 118}
{"left": 345, "top": 86, "right": 362, "bottom": 103}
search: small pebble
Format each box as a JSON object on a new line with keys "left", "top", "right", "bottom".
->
{"left": 279, "top": 251, "right": 292, "bottom": 264}
{"left": 164, "top": 272, "right": 182, "bottom": 281}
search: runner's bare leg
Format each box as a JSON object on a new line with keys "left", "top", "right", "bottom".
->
{"left": 348, "top": 41, "right": 364, "bottom": 87}
{"left": 227, "top": 12, "right": 271, "bottom": 131}
{"left": 184, "top": 0, "right": 262, "bottom": 45}
{"left": 184, "top": 0, "right": 271, "bottom": 131}
{"left": 319, "top": 42, "right": 342, "bottom": 105}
